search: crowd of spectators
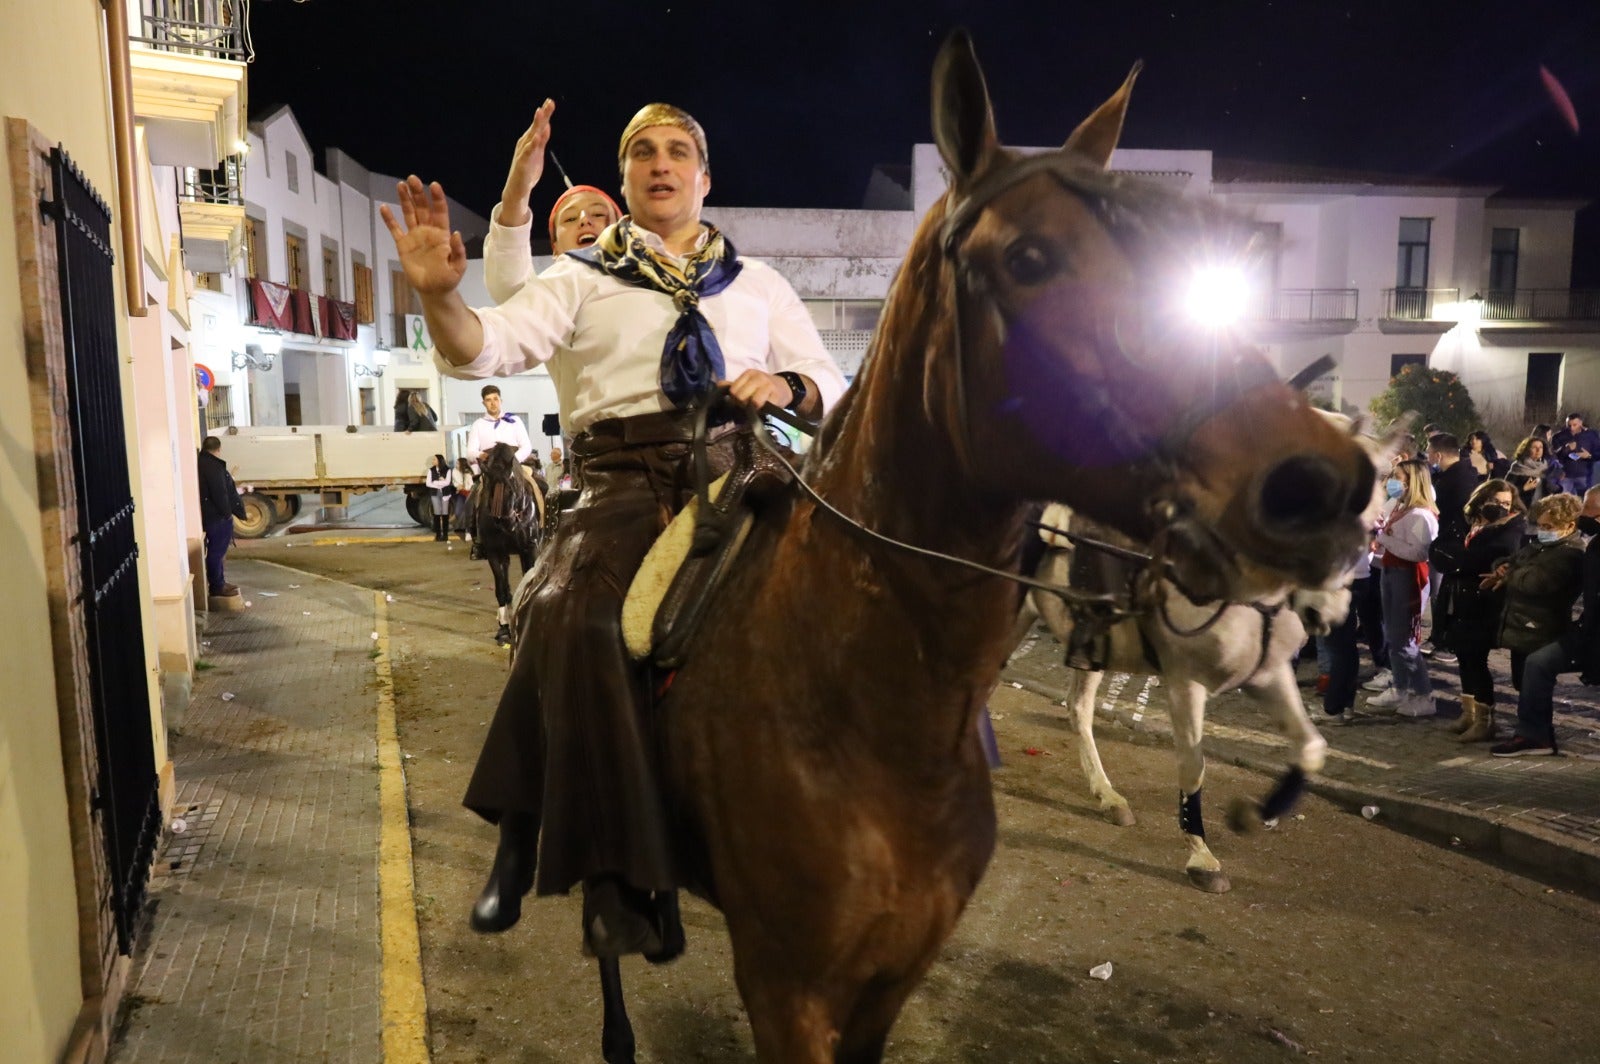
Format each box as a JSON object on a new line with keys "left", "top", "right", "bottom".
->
{"left": 1316, "top": 413, "right": 1600, "bottom": 757}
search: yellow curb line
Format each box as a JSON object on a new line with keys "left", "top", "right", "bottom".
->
{"left": 243, "top": 534, "right": 437, "bottom": 547}
{"left": 374, "top": 591, "right": 430, "bottom": 1062}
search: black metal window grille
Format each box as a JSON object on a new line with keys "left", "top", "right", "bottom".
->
{"left": 43, "top": 146, "right": 161, "bottom": 953}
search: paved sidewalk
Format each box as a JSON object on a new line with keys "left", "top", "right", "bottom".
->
{"left": 111, "top": 558, "right": 412, "bottom": 1063}
{"left": 1003, "top": 624, "right": 1600, "bottom": 890}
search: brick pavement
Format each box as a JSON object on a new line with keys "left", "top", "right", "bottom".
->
{"left": 111, "top": 559, "right": 389, "bottom": 1064}
{"left": 1002, "top": 623, "right": 1600, "bottom": 889}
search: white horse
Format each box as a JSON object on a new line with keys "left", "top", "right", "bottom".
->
{"left": 1016, "top": 504, "right": 1349, "bottom": 893}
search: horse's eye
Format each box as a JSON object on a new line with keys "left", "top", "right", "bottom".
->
{"left": 1003, "top": 239, "right": 1056, "bottom": 286}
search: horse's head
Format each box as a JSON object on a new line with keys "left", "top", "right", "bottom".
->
{"left": 916, "top": 31, "right": 1376, "bottom": 599}
{"left": 482, "top": 442, "right": 521, "bottom": 480}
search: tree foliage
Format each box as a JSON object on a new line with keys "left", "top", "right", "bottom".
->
{"left": 1369, "top": 364, "right": 1479, "bottom": 441}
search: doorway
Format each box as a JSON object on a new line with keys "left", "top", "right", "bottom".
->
{"left": 1525, "top": 352, "right": 1563, "bottom": 425}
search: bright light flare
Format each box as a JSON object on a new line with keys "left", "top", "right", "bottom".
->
{"left": 1184, "top": 265, "right": 1252, "bottom": 327}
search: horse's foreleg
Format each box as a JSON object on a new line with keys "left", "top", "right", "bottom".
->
{"left": 1067, "top": 670, "right": 1135, "bottom": 826}
{"left": 597, "top": 957, "right": 636, "bottom": 1064}
{"left": 740, "top": 977, "right": 838, "bottom": 1064}
{"left": 1166, "top": 678, "right": 1229, "bottom": 894}
{"left": 1228, "top": 663, "right": 1324, "bottom": 834}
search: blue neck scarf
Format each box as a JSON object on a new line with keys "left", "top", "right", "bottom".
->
{"left": 568, "top": 218, "right": 743, "bottom": 408}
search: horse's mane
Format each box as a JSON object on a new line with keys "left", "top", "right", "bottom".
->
{"left": 811, "top": 190, "right": 970, "bottom": 473}
{"left": 477, "top": 444, "right": 538, "bottom": 531}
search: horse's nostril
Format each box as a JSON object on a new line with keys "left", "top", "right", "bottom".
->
{"left": 1259, "top": 454, "right": 1345, "bottom": 528}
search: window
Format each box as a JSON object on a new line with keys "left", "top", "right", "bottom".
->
{"left": 358, "top": 384, "right": 376, "bottom": 426}
{"left": 322, "top": 242, "right": 341, "bottom": 300}
{"left": 244, "top": 215, "right": 267, "bottom": 278}
{"left": 391, "top": 266, "right": 420, "bottom": 348}
{"left": 194, "top": 271, "right": 222, "bottom": 292}
{"left": 353, "top": 261, "right": 374, "bottom": 323}
{"left": 286, "top": 151, "right": 299, "bottom": 193}
{"left": 1490, "top": 227, "right": 1520, "bottom": 293}
{"left": 285, "top": 233, "right": 306, "bottom": 290}
{"left": 205, "top": 384, "right": 233, "bottom": 431}
{"left": 1390, "top": 354, "right": 1428, "bottom": 379}
{"left": 1396, "top": 217, "right": 1431, "bottom": 288}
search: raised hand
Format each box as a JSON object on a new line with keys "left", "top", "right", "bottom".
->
{"left": 379, "top": 176, "right": 467, "bottom": 296}
{"left": 500, "top": 99, "right": 556, "bottom": 227}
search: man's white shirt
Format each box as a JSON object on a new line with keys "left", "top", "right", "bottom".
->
{"left": 439, "top": 214, "right": 846, "bottom": 434}
{"left": 465, "top": 414, "right": 532, "bottom": 468}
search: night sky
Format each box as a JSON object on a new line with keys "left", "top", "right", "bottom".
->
{"left": 247, "top": 0, "right": 1600, "bottom": 281}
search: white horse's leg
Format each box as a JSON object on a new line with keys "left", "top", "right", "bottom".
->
{"left": 1166, "top": 677, "right": 1230, "bottom": 894}
{"left": 1227, "top": 661, "right": 1326, "bottom": 833}
{"left": 1067, "top": 669, "right": 1136, "bottom": 826}
{"left": 1248, "top": 661, "right": 1328, "bottom": 775}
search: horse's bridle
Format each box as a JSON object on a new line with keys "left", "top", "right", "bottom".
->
{"left": 684, "top": 152, "right": 1329, "bottom": 668}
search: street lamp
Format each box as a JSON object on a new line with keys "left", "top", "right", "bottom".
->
{"left": 232, "top": 346, "right": 276, "bottom": 372}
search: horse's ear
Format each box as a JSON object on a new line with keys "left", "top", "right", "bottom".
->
{"left": 932, "top": 29, "right": 999, "bottom": 187}
{"left": 1063, "top": 61, "right": 1143, "bottom": 168}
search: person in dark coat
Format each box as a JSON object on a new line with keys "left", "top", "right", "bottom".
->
{"left": 1427, "top": 432, "right": 1482, "bottom": 655}
{"left": 197, "top": 435, "right": 248, "bottom": 597}
{"left": 1471, "top": 493, "right": 1586, "bottom": 743}
{"left": 1442, "top": 479, "right": 1527, "bottom": 735}
{"left": 1491, "top": 489, "right": 1600, "bottom": 755}
{"left": 1549, "top": 412, "right": 1600, "bottom": 494}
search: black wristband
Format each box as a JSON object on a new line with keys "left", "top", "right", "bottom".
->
{"left": 777, "top": 371, "right": 807, "bottom": 412}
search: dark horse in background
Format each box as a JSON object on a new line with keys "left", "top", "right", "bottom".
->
{"left": 563, "top": 32, "right": 1378, "bottom": 1064}
{"left": 474, "top": 442, "right": 540, "bottom": 646}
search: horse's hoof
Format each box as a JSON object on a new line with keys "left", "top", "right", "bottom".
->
{"left": 1105, "top": 805, "right": 1137, "bottom": 828}
{"left": 1227, "top": 797, "right": 1265, "bottom": 834}
{"left": 601, "top": 1027, "right": 637, "bottom": 1064}
{"left": 1187, "top": 867, "right": 1232, "bottom": 894}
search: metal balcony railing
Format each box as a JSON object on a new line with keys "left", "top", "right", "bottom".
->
{"left": 1480, "top": 289, "right": 1600, "bottom": 324}
{"left": 1382, "top": 287, "right": 1459, "bottom": 321}
{"left": 1247, "top": 288, "right": 1359, "bottom": 323}
{"left": 130, "top": 0, "right": 246, "bottom": 60}
{"left": 177, "top": 155, "right": 243, "bottom": 205}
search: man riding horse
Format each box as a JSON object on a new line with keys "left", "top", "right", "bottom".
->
{"left": 381, "top": 101, "right": 846, "bottom": 958}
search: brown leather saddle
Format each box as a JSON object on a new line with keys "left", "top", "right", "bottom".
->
{"left": 623, "top": 397, "right": 800, "bottom": 670}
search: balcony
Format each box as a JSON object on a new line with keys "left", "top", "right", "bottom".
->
{"left": 246, "top": 278, "right": 360, "bottom": 344}
{"left": 1379, "top": 288, "right": 1459, "bottom": 333}
{"left": 127, "top": 0, "right": 248, "bottom": 168}
{"left": 177, "top": 155, "right": 244, "bottom": 273}
{"left": 1236, "top": 288, "right": 1358, "bottom": 339}
{"left": 1479, "top": 289, "right": 1600, "bottom": 329}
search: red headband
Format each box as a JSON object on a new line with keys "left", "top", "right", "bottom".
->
{"left": 548, "top": 185, "right": 621, "bottom": 244}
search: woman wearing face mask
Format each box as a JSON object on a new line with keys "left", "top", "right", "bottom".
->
{"left": 1491, "top": 490, "right": 1600, "bottom": 756}
{"left": 1441, "top": 479, "right": 1527, "bottom": 740}
{"left": 1368, "top": 459, "right": 1440, "bottom": 717}
{"left": 1476, "top": 493, "right": 1587, "bottom": 746}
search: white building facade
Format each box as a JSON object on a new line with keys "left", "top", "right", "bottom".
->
{"left": 190, "top": 106, "right": 492, "bottom": 436}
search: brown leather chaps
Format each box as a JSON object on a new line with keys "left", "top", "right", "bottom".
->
{"left": 463, "top": 408, "right": 736, "bottom": 896}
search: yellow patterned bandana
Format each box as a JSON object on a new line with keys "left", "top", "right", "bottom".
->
{"left": 617, "top": 103, "right": 709, "bottom": 174}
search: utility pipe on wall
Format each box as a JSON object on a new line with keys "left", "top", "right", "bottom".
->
{"left": 102, "top": 0, "right": 148, "bottom": 316}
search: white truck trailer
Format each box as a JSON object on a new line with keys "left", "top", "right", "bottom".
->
{"left": 221, "top": 425, "right": 454, "bottom": 536}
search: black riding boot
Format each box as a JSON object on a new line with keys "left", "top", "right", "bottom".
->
{"left": 437, "top": 515, "right": 449, "bottom": 541}
{"left": 470, "top": 811, "right": 537, "bottom": 933}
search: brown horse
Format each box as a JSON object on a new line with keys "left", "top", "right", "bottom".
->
{"left": 601, "top": 33, "right": 1378, "bottom": 1063}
